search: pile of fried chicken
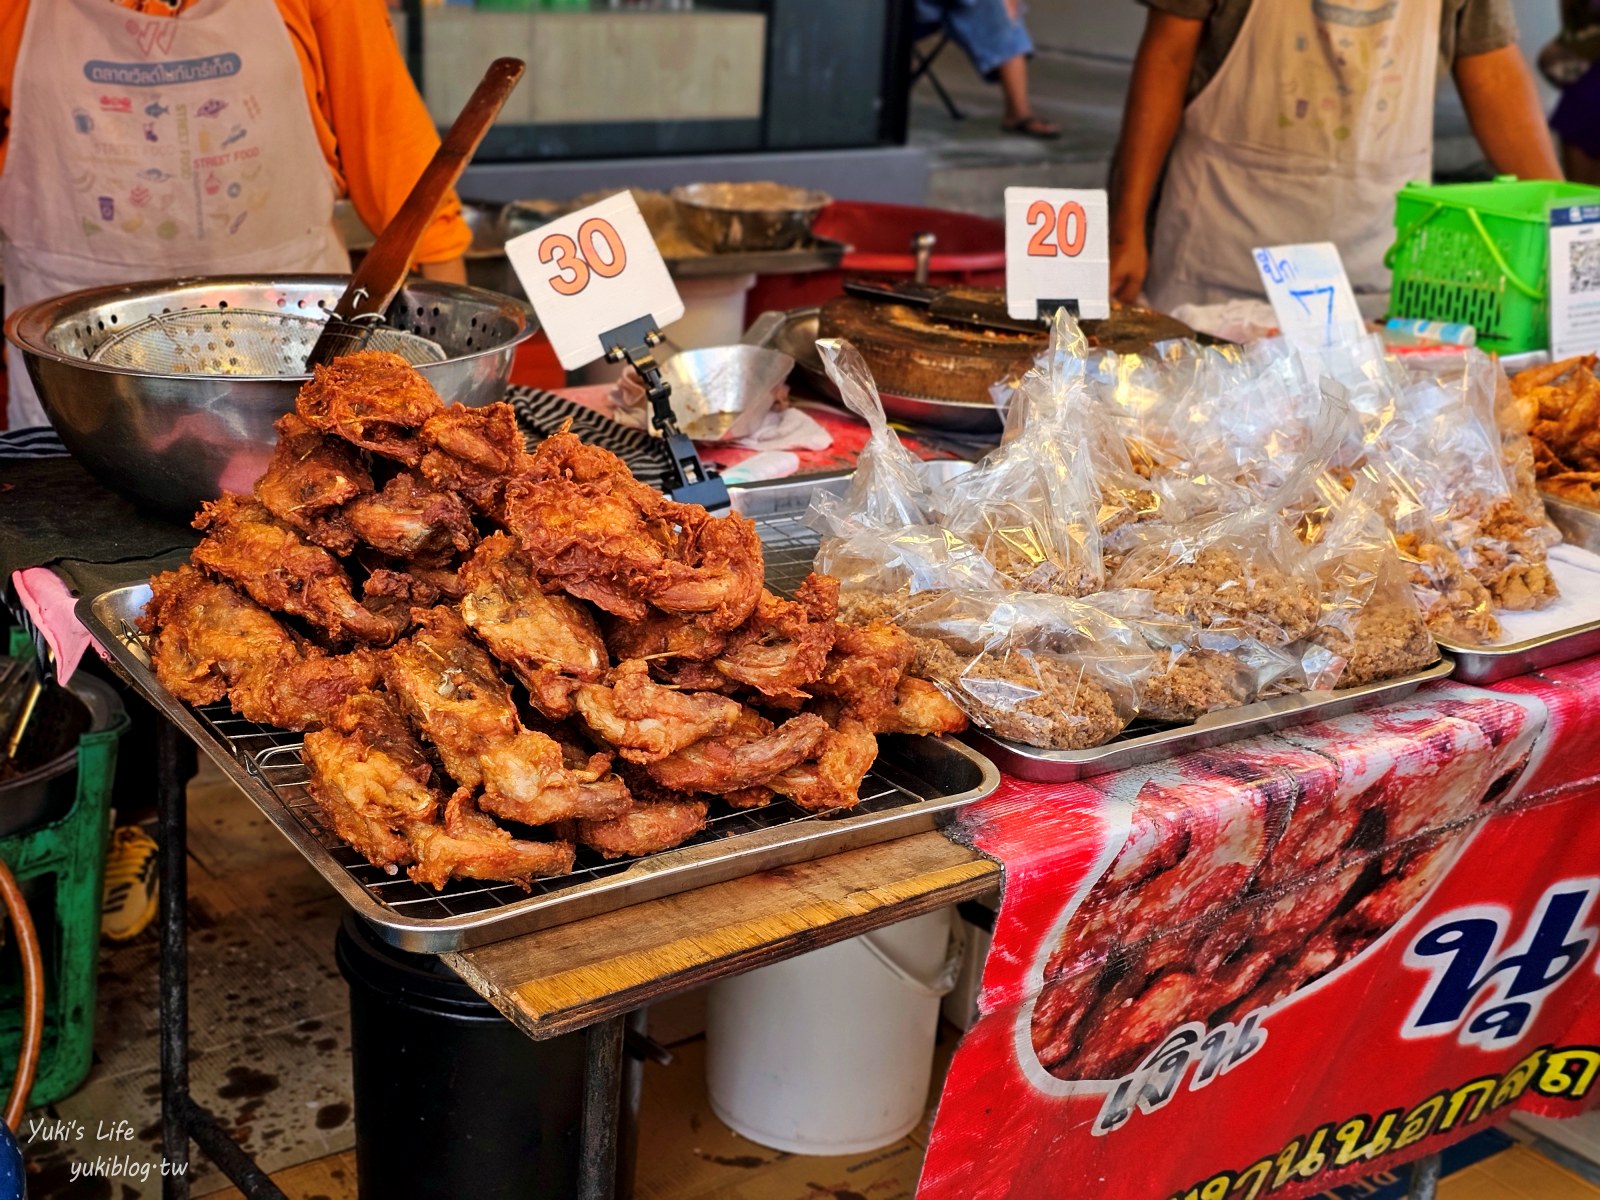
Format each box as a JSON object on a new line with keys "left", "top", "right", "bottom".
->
{"left": 140, "top": 352, "right": 966, "bottom": 890}
{"left": 1513, "top": 354, "right": 1600, "bottom": 507}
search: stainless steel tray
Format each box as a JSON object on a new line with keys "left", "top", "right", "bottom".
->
{"left": 966, "top": 659, "right": 1456, "bottom": 783}
{"left": 82, "top": 583, "right": 997, "bottom": 952}
{"left": 757, "top": 307, "right": 1005, "bottom": 436}
{"left": 1543, "top": 494, "right": 1600, "bottom": 553}
{"left": 1432, "top": 515, "right": 1600, "bottom": 683}
{"left": 666, "top": 237, "right": 847, "bottom": 279}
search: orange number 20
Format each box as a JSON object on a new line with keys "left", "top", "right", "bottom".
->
{"left": 538, "top": 218, "right": 629, "bottom": 296}
{"left": 1025, "top": 200, "right": 1087, "bottom": 258}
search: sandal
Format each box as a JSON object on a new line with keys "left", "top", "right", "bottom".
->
{"left": 1002, "top": 115, "right": 1061, "bottom": 140}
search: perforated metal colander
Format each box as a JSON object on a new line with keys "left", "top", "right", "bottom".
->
{"left": 87, "top": 308, "right": 445, "bottom": 376}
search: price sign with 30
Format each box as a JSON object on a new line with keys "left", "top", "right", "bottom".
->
{"left": 507, "top": 191, "right": 684, "bottom": 370}
{"left": 1005, "top": 187, "right": 1110, "bottom": 321}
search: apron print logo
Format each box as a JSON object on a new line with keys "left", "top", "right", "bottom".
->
{"left": 81, "top": 217, "right": 101, "bottom": 237}
{"left": 242, "top": 95, "right": 260, "bottom": 120}
{"left": 156, "top": 219, "right": 178, "bottom": 241}
{"left": 226, "top": 182, "right": 241, "bottom": 199}
{"left": 137, "top": 167, "right": 173, "bottom": 183}
{"left": 129, "top": 185, "right": 151, "bottom": 208}
{"left": 99, "top": 95, "right": 132, "bottom": 114}
{"left": 144, "top": 100, "right": 168, "bottom": 119}
{"left": 71, "top": 170, "right": 96, "bottom": 192}
{"left": 203, "top": 172, "right": 221, "bottom": 196}
{"left": 97, "top": 196, "right": 115, "bottom": 221}
{"left": 72, "top": 109, "right": 93, "bottom": 134}
{"left": 143, "top": 122, "right": 158, "bottom": 143}
{"left": 229, "top": 211, "right": 248, "bottom": 235}
{"left": 120, "top": 215, "right": 144, "bottom": 233}
{"left": 221, "top": 126, "right": 247, "bottom": 149}
{"left": 1310, "top": 1, "right": 1398, "bottom": 28}
{"left": 195, "top": 99, "right": 227, "bottom": 119}
{"left": 124, "top": 18, "right": 180, "bottom": 59}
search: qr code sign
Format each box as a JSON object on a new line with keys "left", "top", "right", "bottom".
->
{"left": 1571, "top": 239, "right": 1600, "bottom": 294}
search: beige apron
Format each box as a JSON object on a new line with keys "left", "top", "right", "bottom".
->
{"left": 1146, "top": 0, "right": 1441, "bottom": 313}
{"left": 0, "top": 0, "right": 349, "bottom": 428}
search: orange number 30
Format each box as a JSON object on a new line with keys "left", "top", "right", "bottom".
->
{"left": 1025, "top": 200, "right": 1087, "bottom": 258}
{"left": 538, "top": 217, "right": 629, "bottom": 296}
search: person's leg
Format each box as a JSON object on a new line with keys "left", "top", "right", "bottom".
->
{"left": 943, "top": 0, "right": 1058, "bottom": 135}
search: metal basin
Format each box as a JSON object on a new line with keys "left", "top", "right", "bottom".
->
{"left": 6, "top": 275, "right": 537, "bottom": 518}
{"left": 670, "top": 182, "right": 831, "bottom": 254}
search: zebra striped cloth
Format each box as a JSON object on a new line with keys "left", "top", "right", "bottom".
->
{"left": 507, "top": 385, "right": 670, "bottom": 491}
{"left": 0, "top": 426, "right": 67, "bottom": 459}
{"left": 0, "top": 389, "right": 670, "bottom": 483}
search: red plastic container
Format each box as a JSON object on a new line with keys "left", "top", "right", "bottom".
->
{"left": 745, "top": 201, "right": 1007, "bottom": 321}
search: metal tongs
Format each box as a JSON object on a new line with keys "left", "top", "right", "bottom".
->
{"left": 0, "top": 657, "right": 43, "bottom": 766}
{"left": 602, "top": 316, "right": 731, "bottom": 512}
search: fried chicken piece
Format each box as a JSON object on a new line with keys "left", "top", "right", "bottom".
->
{"left": 419, "top": 402, "right": 526, "bottom": 516}
{"left": 711, "top": 574, "right": 839, "bottom": 702}
{"left": 360, "top": 568, "right": 440, "bottom": 637}
{"left": 381, "top": 607, "right": 633, "bottom": 824}
{"left": 646, "top": 506, "right": 765, "bottom": 633}
{"left": 768, "top": 716, "right": 879, "bottom": 812}
{"left": 1395, "top": 533, "right": 1502, "bottom": 644}
{"left": 644, "top": 710, "right": 831, "bottom": 794}
{"left": 405, "top": 558, "right": 467, "bottom": 602}
{"left": 811, "top": 619, "right": 915, "bottom": 725}
{"left": 295, "top": 350, "right": 445, "bottom": 466}
{"left": 502, "top": 476, "right": 672, "bottom": 621}
{"left": 192, "top": 494, "right": 402, "bottom": 645}
{"left": 573, "top": 659, "right": 743, "bottom": 764}
{"left": 460, "top": 533, "right": 608, "bottom": 719}
{"left": 576, "top": 799, "right": 710, "bottom": 859}
{"left": 303, "top": 693, "right": 441, "bottom": 870}
{"left": 523, "top": 429, "right": 664, "bottom": 510}
{"left": 604, "top": 610, "right": 729, "bottom": 664}
{"left": 253, "top": 412, "right": 371, "bottom": 554}
{"left": 143, "top": 566, "right": 380, "bottom": 731}
{"left": 406, "top": 791, "right": 576, "bottom": 889}
{"left": 868, "top": 677, "right": 967, "bottom": 736}
{"left": 345, "top": 471, "right": 477, "bottom": 562}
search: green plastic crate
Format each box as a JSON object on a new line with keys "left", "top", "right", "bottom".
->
{"left": 0, "top": 637, "right": 128, "bottom": 1108}
{"left": 1385, "top": 177, "right": 1600, "bottom": 354}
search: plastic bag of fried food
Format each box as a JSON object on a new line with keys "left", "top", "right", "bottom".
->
{"left": 898, "top": 589, "right": 1154, "bottom": 750}
{"left": 1316, "top": 337, "right": 1559, "bottom": 641}
{"left": 937, "top": 312, "right": 1107, "bottom": 596}
{"left": 141, "top": 350, "right": 967, "bottom": 892}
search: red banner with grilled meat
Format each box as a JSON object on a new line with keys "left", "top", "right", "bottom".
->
{"left": 921, "top": 665, "right": 1600, "bottom": 1200}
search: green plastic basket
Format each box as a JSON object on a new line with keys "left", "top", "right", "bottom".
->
{"left": 1385, "top": 177, "right": 1600, "bottom": 354}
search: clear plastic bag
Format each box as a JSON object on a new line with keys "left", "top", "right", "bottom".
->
{"left": 898, "top": 589, "right": 1155, "bottom": 750}
{"left": 1299, "top": 474, "right": 1437, "bottom": 688}
{"left": 937, "top": 310, "right": 1106, "bottom": 596}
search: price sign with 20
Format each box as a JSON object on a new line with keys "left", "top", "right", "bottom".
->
{"left": 1005, "top": 187, "right": 1110, "bottom": 322}
{"left": 507, "top": 191, "right": 684, "bottom": 370}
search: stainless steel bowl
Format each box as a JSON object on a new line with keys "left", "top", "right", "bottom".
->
{"left": 6, "top": 275, "right": 537, "bottom": 518}
{"left": 670, "top": 182, "right": 831, "bottom": 253}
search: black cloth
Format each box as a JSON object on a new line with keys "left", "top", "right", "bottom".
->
{"left": 0, "top": 427, "right": 67, "bottom": 460}
{"left": 508, "top": 386, "right": 672, "bottom": 492}
{"left": 0, "top": 455, "right": 196, "bottom": 598}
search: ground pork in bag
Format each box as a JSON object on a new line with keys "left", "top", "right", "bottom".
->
{"left": 1299, "top": 475, "right": 1437, "bottom": 688}
{"left": 900, "top": 589, "right": 1154, "bottom": 750}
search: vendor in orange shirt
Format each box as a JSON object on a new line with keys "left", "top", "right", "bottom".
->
{"left": 0, "top": 0, "right": 472, "bottom": 429}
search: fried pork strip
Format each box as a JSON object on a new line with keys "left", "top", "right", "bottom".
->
{"left": 407, "top": 792, "right": 576, "bottom": 889}
{"left": 573, "top": 659, "right": 742, "bottom": 764}
{"left": 345, "top": 471, "right": 478, "bottom": 562}
{"left": 460, "top": 532, "right": 608, "bottom": 720}
{"left": 192, "top": 494, "right": 402, "bottom": 645}
{"left": 253, "top": 412, "right": 372, "bottom": 554}
{"left": 380, "top": 607, "right": 633, "bottom": 825}
{"left": 575, "top": 799, "right": 710, "bottom": 859}
{"left": 142, "top": 565, "right": 378, "bottom": 732}
{"left": 296, "top": 350, "right": 445, "bottom": 466}
{"left": 644, "top": 709, "right": 830, "bottom": 794}
{"left": 419, "top": 402, "right": 527, "bottom": 516}
{"left": 302, "top": 693, "right": 441, "bottom": 870}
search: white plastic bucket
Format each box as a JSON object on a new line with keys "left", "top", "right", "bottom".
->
{"left": 705, "top": 908, "right": 963, "bottom": 1155}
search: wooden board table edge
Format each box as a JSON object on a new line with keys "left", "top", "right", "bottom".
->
{"left": 444, "top": 830, "right": 1000, "bottom": 1042}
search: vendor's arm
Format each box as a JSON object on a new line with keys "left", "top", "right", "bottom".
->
{"left": 1110, "top": 8, "right": 1203, "bottom": 304}
{"left": 305, "top": 0, "right": 472, "bottom": 271}
{"left": 1453, "top": 45, "right": 1563, "bottom": 180}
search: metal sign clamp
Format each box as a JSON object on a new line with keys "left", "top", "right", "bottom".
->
{"left": 601, "top": 315, "right": 731, "bottom": 512}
